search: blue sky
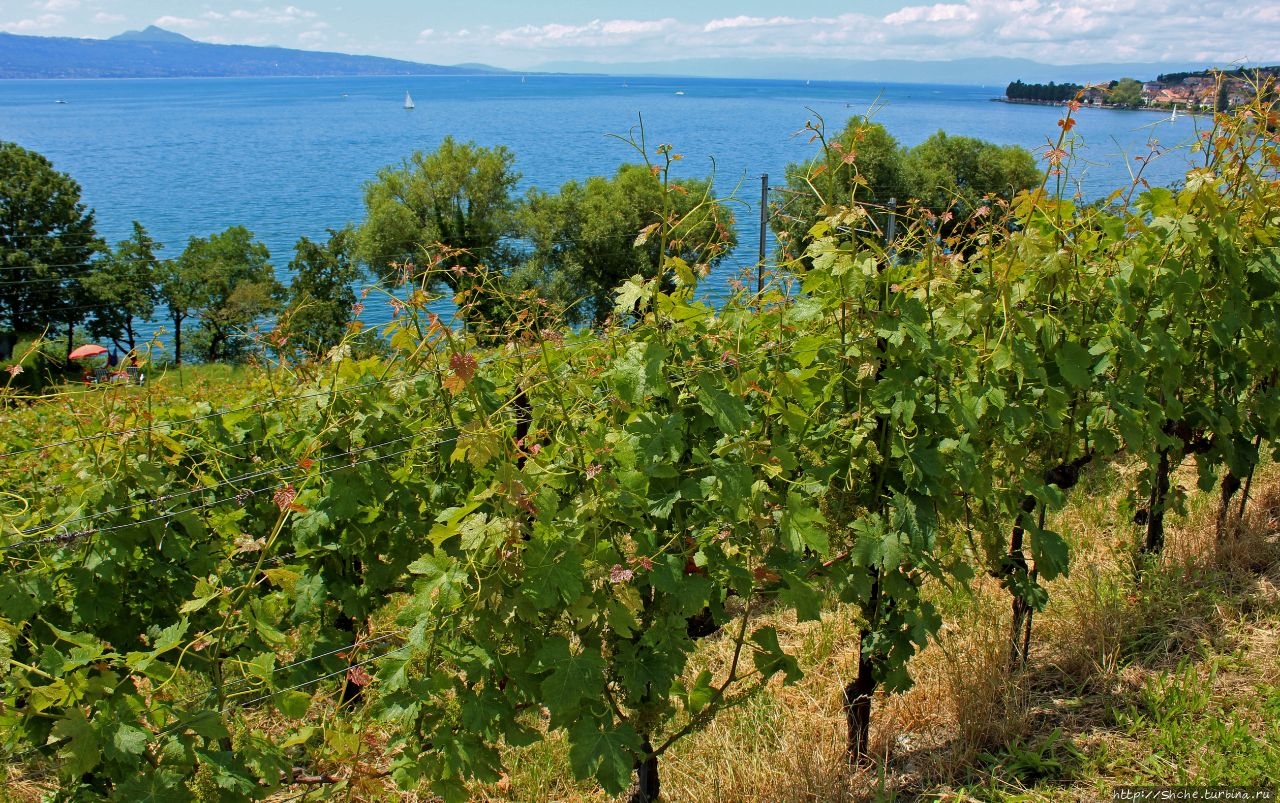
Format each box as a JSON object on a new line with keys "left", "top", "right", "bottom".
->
{"left": 4, "top": 1, "right": 1278, "bottom": 68}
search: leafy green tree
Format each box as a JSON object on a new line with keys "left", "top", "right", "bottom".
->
{"left": 278, "top": 226, "right": 365, "bottom": 358}
{"left": 901, "top": 131, "right": 1040, "bottom": 221}
{"left": 515, "top": 163, "right": 737, "bottom": 326}
{"left": 83, "top": 221, "right": 161, "bottom": 353}
{"left": 773, "top": 117, "right": 1038, "bottom": 263}
{"left": 175, "top": 226, "right": 282, "bottom": 363}
{"left": 158, "top": 256, "right": 197, "bottom": 365}
{"left": 358, "top": 136, "right": 520, "bottom": 326}
{"left": 773, "top": 116, "right": 906, "bottom": 263}
{"left": 0, "top": 141, "right": 103, "bottom": 358}
{"left": 1109, "top": 77, "right": 1145, "bottom": 108}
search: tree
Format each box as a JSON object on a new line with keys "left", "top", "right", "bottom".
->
{"left": 278, "top": 226, "right": 365, "bottom": 358}
{"left": 358, "top": 136, "right": 520, "bottom": 327}
{"left": 901, "top": 131, "right": 1040, "bottom": 220}
{"left": 1215, "top": 80, "right": 1231, "bottom": 113}
{"left": 0, "top": 141, "right": 102, "bottom": 357}
{"left": 173, "top": 226, "right": 282, "bottom": 363}
{"left": 773, "top": 117, "right": 1038, "bottom": 264}
{"left": 514, "top": 163, "right": 737, "bottom": 326}
{"left": 772, "top": 116, "right": 906, "bottom": 263}
{"left": 1109, "top": 77, "right": 1144, "bottom": 108}
{"left": 158, "top": 256, "right": 197, "bottom": 366}
{"left": 83, "top": 221, "right": 161, "bottom": 353}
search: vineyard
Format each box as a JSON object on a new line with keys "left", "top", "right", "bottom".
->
{"left": 3, "top": 94, "right": 1280, "bottom": 801}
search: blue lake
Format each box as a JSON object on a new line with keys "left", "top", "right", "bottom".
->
{"left": 0, "top": 74, "right": 1205, "bottom": 346}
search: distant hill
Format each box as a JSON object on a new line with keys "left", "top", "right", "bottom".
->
{"left": 0, "top": 28, "right": 506, "bottom": 79}
{"left": 535, "top": 56, "right": 1209, "bottom": 87}
{"left": 109, "top": 25, "right": 200, "bottom": 45}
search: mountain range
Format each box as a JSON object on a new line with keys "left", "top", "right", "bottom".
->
{"left": 0, "top": 26, "right": 506, "bottom": 79}
{"left": 0, "top": 27, "right": 1208, "bottom": 86}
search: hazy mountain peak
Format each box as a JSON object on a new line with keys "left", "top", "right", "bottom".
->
{"left": 109, "top": 26, "right": 196, "bottom": 45}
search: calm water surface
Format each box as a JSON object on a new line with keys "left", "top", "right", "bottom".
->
{"left": 0, "top": 75, "right": 1205, "bottom": 343}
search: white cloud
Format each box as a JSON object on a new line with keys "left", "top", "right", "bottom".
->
{"left": 277, "top": 2, "right": 1280, "bottom": 67}
{"left": 704, "top": 16, "right": 804, "bottom": 32}
{"left": 33, "top": 0, "right": 78, "bottom": 11}
{"left": 229, "top": 6, "right": 318, "bottom": 25}
{"left": 679, "top": 1, "right": 1280, "bottom": 65}
{"left": 883, "top": 4, "right": 979, "bottom": 25}
{"left": 92, "top": 12, "right": 124, "bottom": 24}
{"left": 491, "top": 18, "right": 677, "bottom": 50}
{"left": 2, "top": 13, "right": 64, "bottom": 31}
{"left": 153, "top": 15, "right": 206, "bottom": 31}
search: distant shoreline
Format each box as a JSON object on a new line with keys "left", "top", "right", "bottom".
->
{"left": 994, "top": 97, "right": 1201, "bottom": 115}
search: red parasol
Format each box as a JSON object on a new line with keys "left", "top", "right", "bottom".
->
{"left": 68, "top": 344, "right": 108, "bottom": 360}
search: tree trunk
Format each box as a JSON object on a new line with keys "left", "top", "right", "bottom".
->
{"left": 1215, "top": 470, "right": 1242, "bottom": 544}
{"left": 1236, "top": 434, "right": 1264, "bottom": 525}
{"left": 1143, "top": 448, "right": 1172, "bottom": 556}
{"left": 1005, "top": 495, "right": 1037, "bottom": 668}
{"left": 843, "top": 630, "right": 876, "bottom": 766}
{"left": 172, "top": 313, "right": 184, "bottom": 365}
{"left": 628, "top": 737, "right": 660, "bottom": 803}
{"left": 335, "top": 610, "right": 364, "bottom": 707}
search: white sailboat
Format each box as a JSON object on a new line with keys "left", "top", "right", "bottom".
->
{"left": 403, "top": 91, "right": 415, "bottom": 110}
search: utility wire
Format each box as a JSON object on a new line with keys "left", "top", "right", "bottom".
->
{"left": 11, "top": 423, "right": 452, "bottom": 538}
{"left": 1, "top": 432, "right": 462, "bottom": 553}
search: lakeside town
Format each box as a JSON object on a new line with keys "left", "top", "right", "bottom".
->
{"left": 1004, "top": 65, "right": 1279, "bottom": 111}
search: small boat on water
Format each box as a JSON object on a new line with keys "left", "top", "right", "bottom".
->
{"left": 404, "top": 91, "right": 415, "bottom": 110}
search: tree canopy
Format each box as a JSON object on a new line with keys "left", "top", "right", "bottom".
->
{"left": 83, "top": 221, "right": 162, "bottom": 353}
{"left": 168, "top": 226, "right": 282, "bottom": 363}
{"left": 358, "top": 136, "right": 520, "bottom": 326}
{"left": 278, "top": 226, "right": 365, "bottom": 359}
{"left": 1109, "top": 77, "right": 1145, "bottom": 108}
{"left": 515, "top": 163, "right": 737, "bottom": 326}
{"left": 901, "top": 131, "right": 1040, "bottom": 219}
{"left": 773, "top": 116, "right": 906, "bottom": 262}
{"left": 772, "top": 116, "right": 1040, "bottom": 263}
{"left": 0, "top": 141, "right": 102, "bottom": 351}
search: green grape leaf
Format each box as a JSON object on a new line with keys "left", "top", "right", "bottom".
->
{"left": 1029, "top": 526, "right": 1071, "bottom": 582}
{"left": 51, "top": 708, "right": 100, "bottom": 777}
{"left": 780, "top": 492, "right": 829, "bottom": 554}
{"left": 686, "top": 669, "right": 716, "bottom": 716}
{"left": 536, "top": 637, "right": 604, "bottom": 716}
{"left": 779, "top": 571, "right": 824, "bottom": 622}
{"left": 567, "top": 718, "right": 641, "bottom": 794}
{"left": 695, "top": 374, "right": 751, "bottom": 433}
{"left": 104, "top": 722, "right": 150, "bottom": 762}
{"left": 1054, "top": 341, "right": 1093, "bottom": 389}
{"left": 276, "top": 690, "right": 312, "bottom": 719}
{"left": 750, "top": 626, "right": 802, "bottom": 684}
{"left": 612, "top": 341, "right": 668, "bottom": 405}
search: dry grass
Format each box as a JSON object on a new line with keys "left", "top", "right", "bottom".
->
{"left": 658, "top": 609, "right": 863, "bottom": 803}
{"left": 639, "top": 459, "right": 1280, "bottom": 801}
